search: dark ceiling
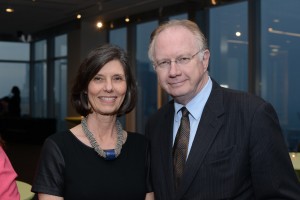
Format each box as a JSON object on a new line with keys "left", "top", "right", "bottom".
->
{"left": 0, "top": 0, "right": 239, "bottom": 41}
{"left": 0, "top": 0, "right": 186, "bottom": 40}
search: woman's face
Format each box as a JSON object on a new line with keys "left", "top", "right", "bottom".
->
{"left": 87, "top": 60, "right": 127, "bottom": 116}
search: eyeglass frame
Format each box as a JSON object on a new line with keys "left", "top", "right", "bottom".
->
{"left": 153, "top": 50, "right": 204, "bottom": 70}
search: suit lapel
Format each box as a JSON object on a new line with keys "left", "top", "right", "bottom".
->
{"left": 177, "top": 81, "right": 225, "bottom": 198}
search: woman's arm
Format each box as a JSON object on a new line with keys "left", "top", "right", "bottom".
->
{"left": 38, "top": 193, "right": 64, "bottom": 200}
{"left": 145, "top": 192, "right": 154, "bottom": 200}
{"left": 0, "top": 146, "right": 20, "bottom": 200}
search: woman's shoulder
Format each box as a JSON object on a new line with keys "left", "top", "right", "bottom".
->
{"left": 48, "top": 130, "right": 72, "bottom": 139}
{"left": 44, "top": 130, "right": 74, "bottom": 146}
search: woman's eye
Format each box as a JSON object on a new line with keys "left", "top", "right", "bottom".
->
{"left": 113, "top": 76, "right": 124, "bottom": 81}
{"left": 93, "top": 76, "right": 103, "bottom": 81}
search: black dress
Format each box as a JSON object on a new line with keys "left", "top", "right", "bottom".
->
{"left": 32, "top": 130, "right": 152, "bottom": 200}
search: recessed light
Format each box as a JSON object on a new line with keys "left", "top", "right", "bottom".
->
{"left": 6, "top": 8, "right": 14, "bottom": 13}
{"left": 96, "top": 21, "right": 103, "bottom": 28}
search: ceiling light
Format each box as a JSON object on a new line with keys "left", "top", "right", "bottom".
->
{"left": 76, "top": 14, "right": 81, "bottom": 19}
{"left": 96, "top": 21, "right": 103, "bottom": 29}
{"left": 6, "top": 7, "right": 14, "bottom": 13}
{"left": 211, "top": 0, "right": 217, "bottom": 5}
{"left": 125, "top": 17, "right": 130, "bottom": 23}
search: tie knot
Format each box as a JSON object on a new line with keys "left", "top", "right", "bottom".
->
{"left": 181, "top": 107, "right": 189, "bottom": 117}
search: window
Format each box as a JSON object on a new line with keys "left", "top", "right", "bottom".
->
{"left": 0, "top": 41, "right": 30, "bottom": 116}
{"left": 55, "top": 34, "right": 67, "bottom": 57}
{"left": 209, "top": 2, "right": 248, "bottom": 90}
{"left": 33, "top": 40, "right": 47, "bottom": 117}
{"left": 109, "top": 27, "right": 127, "bottom": 126}
{"left": 136, "top": 20, "right": 158, "bottom": 133}
{"left": 54, "top": 59, "right": 67, "bottom": 130}
{"left": 261, "top": 0, "right": 300, "bottom": 151}
{"left": 33, "top": 62, "right": 47, "bottom": 117}
{"left": 169, "top": 13, "right": 188, "bottom": 20}
{"left": 109, "top": 27, "right": 127, "bottom": 49}
{"left": 0, "top": 41, "right": 29, "bottom": 61}
{"left": 32, "top": 35, "right": 68, "bottom": 132}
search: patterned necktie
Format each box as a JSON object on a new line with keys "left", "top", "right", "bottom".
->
{"left": 173, "top": 107, "right": 190, "bottom": 190}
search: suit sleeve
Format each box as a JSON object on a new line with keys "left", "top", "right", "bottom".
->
{"left": 249, "top": 102, "right": 300, "bottom": 199}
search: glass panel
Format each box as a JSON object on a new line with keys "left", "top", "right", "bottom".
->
{"left": 54, "top": 59, "right": 67, "bottom": 130}
{"left": 209, "top": 2, "right": 248, "bottom": 90}
{"left": 261, "top": 0, "right": 300, "bottom": 151}
{"left": 109, "top": 27, "right": 127, "bottom": 126}
{"left": 34, "top": 40, "right": 47, "bottom": 60}
{"left": 55, "top": 34, "right": 67, "bottom": 57}
{"left": 33, "top": 62, "right": 47, "bottom": 117}
{"left": 0, "top": 62, "right": 30, "bottom": 116}
{"left": 136, "top": 20, "right": 158, "bottom": 133}
{"left": 109, "top": 27, "right": 127, "bottom": 49}
{"left": 0, "top": 41, "right": 29, "bottom": 61}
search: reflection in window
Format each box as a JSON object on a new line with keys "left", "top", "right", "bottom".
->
{"left": 136, "top": 20, "right": 158, "bottom": 133}
{"left": 209, "top": 2, "right": 248, "bottom": 90}
{"left": 261, "top": 0, "right": 300, "bottom": 151}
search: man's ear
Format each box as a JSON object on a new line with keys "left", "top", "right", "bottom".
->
{"left": 202, "top": 50, "right": 210, "bottom": 71}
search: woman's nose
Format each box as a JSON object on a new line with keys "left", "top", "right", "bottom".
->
{"left": 104, "top": 79, "right": 113, "bottom": 92}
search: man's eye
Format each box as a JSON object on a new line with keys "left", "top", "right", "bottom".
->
{"left": 178, "top": 57, "right": 190, "bottom": 62}
{"left": 158, "top": 60, "right": 169, "bottom": 66}
{"left": 176, "top": 57, "right": 191, "bottom": 64}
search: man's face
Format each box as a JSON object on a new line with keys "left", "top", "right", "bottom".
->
{"left": 153, "top": 26, "right": 210, "bottom": 105}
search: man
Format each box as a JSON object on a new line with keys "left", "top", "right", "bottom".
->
{"left": 145, "top": 19, "right": 300, "bottom": 200}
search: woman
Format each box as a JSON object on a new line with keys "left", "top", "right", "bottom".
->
{"left": 0, "top": 136, "right": 20, "bottom": 199}
{"left": 32, "top": 44, "right": 154, "bottom": 200}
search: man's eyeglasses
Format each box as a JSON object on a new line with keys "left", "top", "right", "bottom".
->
{"left": 154, "top": 50, "right": 202, "bottom": 70}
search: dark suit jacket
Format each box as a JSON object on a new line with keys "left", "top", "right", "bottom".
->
{"left": 145, "top": 80, "right": 300, "bottom": 200}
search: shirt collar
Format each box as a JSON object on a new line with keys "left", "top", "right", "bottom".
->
{"left": 174, "top": 77, "right": 212, "bottom": 121}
